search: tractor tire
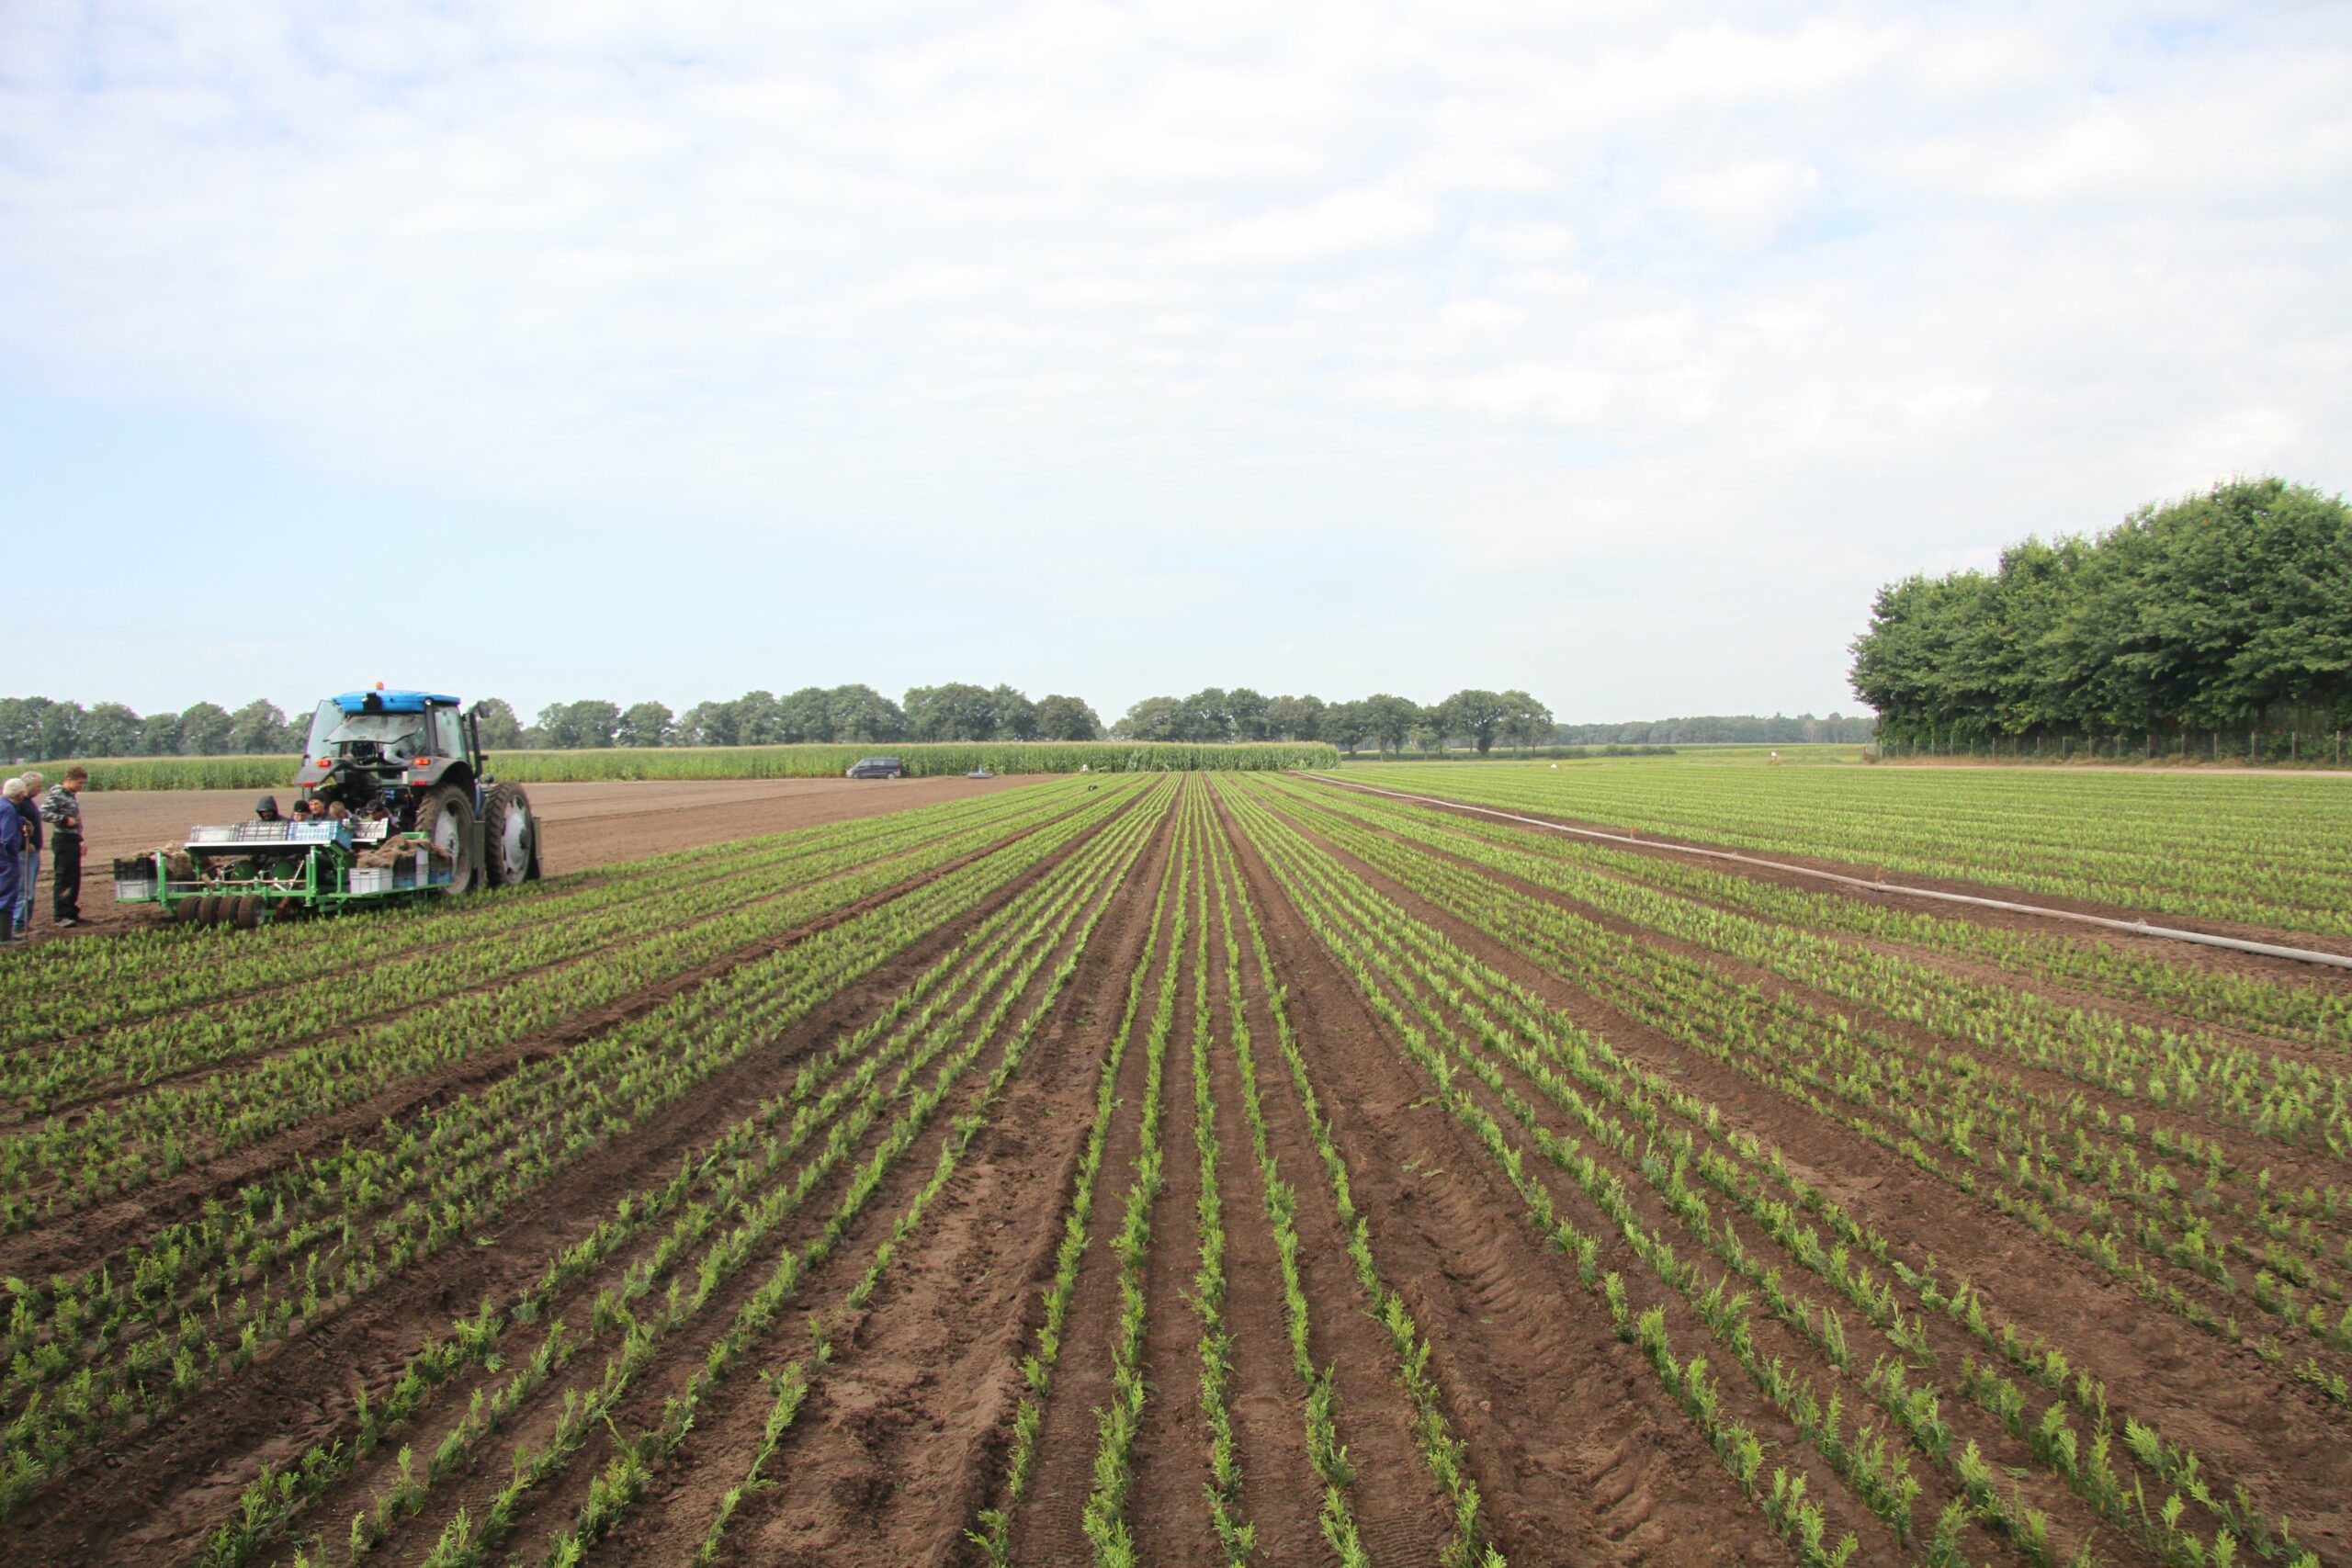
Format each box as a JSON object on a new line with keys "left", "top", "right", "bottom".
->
{"left": 173, "top": 897, "right": 205, "bottom": 925}
{"left": 232, "top": 896, "right": 261, "bottom": 931}
{"left": 414, "top": 785, "right": 479, "bottom": 895}
{"left": 479, "top": 783, "right": 536, "bottom": 888}
{"left": 198, "top": 895, "right": 225, "bottom": 926}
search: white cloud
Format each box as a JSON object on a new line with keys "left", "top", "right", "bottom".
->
{"left": 1, "top": 1, "right": 2347, "bottom": 718}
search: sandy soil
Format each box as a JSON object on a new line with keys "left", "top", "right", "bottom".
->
{"left": 21, "top": 774, "right": 1046, "bottom": 940}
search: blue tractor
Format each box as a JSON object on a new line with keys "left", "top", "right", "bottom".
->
{"left": 114, "top": 687, "right": 541, "bottom": 927}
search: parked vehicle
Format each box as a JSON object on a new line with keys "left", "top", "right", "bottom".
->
{"left": 845, "top": 756, "right": 905, "bottom": 779}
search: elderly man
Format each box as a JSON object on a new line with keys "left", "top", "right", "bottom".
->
{"left": 0, "top": 782, "right": 21, "bottom": 944}
{"left": 14, "top": 771, "right": 40, "bottom": 935}
{"left": 40, "top": 767, "right": 86, "bottom": 929}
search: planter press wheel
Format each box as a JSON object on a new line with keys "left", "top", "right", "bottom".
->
{"left": 197, "top": 895, "right": 225, "bottom": 925}
{"left": 172, "top": 897, "right": 204, "bottom": 925}
{"left": 479, "top": 783, "right": 534, "bottom": 888}
{"left": 232, "top": 897, "right": 261, "bottom": 931}
{"left": 413, "top": 785, "right": 479, "bottom": 895}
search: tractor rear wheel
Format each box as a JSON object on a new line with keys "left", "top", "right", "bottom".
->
{"left": 479, "top": 783, "right": 535, "bottom": 887}
{"left": 414, "top": 785, "right": 478, "bottom": 895}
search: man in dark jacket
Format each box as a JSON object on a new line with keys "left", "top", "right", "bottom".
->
{"left": 40, "top": 768, "right": 86, "bottom": 928}
{"left": 14, "top": 771, "right": 41, "bottom": 934}
{"left": 0, "top": 784, "right": 20, "bottom": 943}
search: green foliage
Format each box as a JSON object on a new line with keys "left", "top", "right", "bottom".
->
{"left": 1851, "top": 477, "right": 2352, "bottom": 750}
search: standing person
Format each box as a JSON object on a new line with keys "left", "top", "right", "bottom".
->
{"left": 14, "top": 772, "right": 40, "bottom": 935}
{"left": 40, "top": 768, "right": 86, "bottom": 929}
{"left": 0, "top": 783, "right": 20, "bottom": 944}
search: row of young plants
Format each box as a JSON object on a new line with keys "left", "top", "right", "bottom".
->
{"left": 354, "top": 765, "right": 1174, "bottom": 1568}
{"left": 0, "top": 789, "right": 1046, "bottom": 1053}
{"left": 1223, "top": 789, "right": 2324, "bottom": 1568}
{"left": 1306, "top": 780, "right": 2350, "bottom": 1156}
{"left": 1337, "top": 764, "right": 2352, "bottom": 937}
{"left": 0, "top": 793, "right": 1075, "bottom": 1119}
{"left": 1271, "top": 782, "right": 2352, "bottom": 1379}
{"left": 972, "top": 780, "right": 1498, "bottom": 1566}
{"left": 1329, "top": 784, "right": 2352, "bottom": 1052}
{"left": 0, "top": 784, "right": 1116, "bottom": 1226}
{"left": 0, "top": 783, "right": 1154, "bottom": 1520}
{"left": 1199, "top": 785, "right": 1496, "bottom": 1568}
{"left": 198, "top": 775, "right": 1175, "bottom": 1567}
{"left": 0, "top": 789, "right": 1048, "bottom": 1062}
{"left": 1233, "top": 778, "right": 2329, "bottom": 1567}
{"left": 1288, "top": 784, "right": 2352, "bottom": 1316}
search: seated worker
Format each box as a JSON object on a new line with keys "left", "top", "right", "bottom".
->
{"left": 254, "top": 795, "right": 283, "bottom": 823}
{"left": 288, "top": 798, "right": 315, "bottom": 822}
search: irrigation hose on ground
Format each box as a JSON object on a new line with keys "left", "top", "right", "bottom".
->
{"left": 1308, "top": 775, "right": 2352, "bottom": 974}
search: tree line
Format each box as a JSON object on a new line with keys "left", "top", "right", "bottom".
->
{"left": 1111, "top": 687, "right": 1556, "bottom": 755}
{"left": 0, "top": 682, "right": 1878, "bottom": 761}
{"left": 1849, "top": 478, "right": 2352, "bottom": 759}
{"left": 1557, "top": 713, "right": 1875, "bottom": 745}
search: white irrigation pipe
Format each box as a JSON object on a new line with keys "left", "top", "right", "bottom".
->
{"left": 1308, "top": 775, "right": 2352, "bottom": 974}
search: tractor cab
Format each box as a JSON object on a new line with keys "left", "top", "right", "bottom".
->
{"left": 296, "top": 689, "right": 481, "bottom": 802}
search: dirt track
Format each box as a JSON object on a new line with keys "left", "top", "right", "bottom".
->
{"left": 25, "top": 774, "right": 1045, "bottom": 938}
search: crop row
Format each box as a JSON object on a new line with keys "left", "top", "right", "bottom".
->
{"left": 1337, "top": 763, "right": 2352, "bottom": 937}
{"left": 0, "top": 782, "right": 1129, "bottom": 1225}
{"left": 1268, "top": 781, "right": 2352, "bottom": 1390}
{"left": 0, "top": 782, "right": 1155, "bottom": 1519}
{"left": 0, "top": 791, "right": 1091, "bottom": 1117}
{"left": 195, "top": 773, "right": 1174, "bottom": 1565}
{"left": 1224, "top": 776, "right": 2330, "bottom": 1568}
{"left": 0, "top": 788, "right": 1049, "bottom": 1051}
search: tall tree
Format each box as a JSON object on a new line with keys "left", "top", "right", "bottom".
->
{"left": 79, "top": 702, "right": 143, "bottom": 759}
{"left": 616, "top": 701, "right": 675, "bottom": 747}
{"left": 178, "top": 702, "right": 232, "bottom": 756}
{"left": 471, "top": 699, "right": 526, "bottom": 749}
{"left": 827, "top": 684, "right": 904, "bottom": 743}
{"left": 1035, "top": 694, "right": 1102, "bottom": 741}
{"left": 777, "top": 686, "right": 835, "bottom": 743}
{"left": 1264, "top": 694, "right": 1326, "bottom": 742}
{"left": 904, "top": 683, "right": 1000, "bottom": 741}
{"left": 230, "top": 699, "right": 289, "bottom": 754}
{"left": 1435, "top": 689, "right": 1510, "bottom": 754}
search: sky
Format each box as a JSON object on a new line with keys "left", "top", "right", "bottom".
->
{"left": 4, "top": 2, "right": 2347, "bottom": 727}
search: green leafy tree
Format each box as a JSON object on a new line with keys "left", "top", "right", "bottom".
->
{"left": 1434, "top": 689, "right": 1511, "bottom": 754}
{"left": 1227, "top": 687, "right": 1272, "bottom": 741}
{"left": 178, "top": 701, "right": 232, "bottom": 756}
{"left": 1264, "top": 694, "right": 1326, "bottom": 741}
{"left": 678, "top": 701, "right": 738, "bottom": 747}
{"left": 537, "top": 701, "right": 621, "bottom": 749}
{"left": 78, "top": 702, "right": 143, "bottom": 759}
{"left": 1359, "top": 693, "right": 1423, "bottom": 754}
{"left": 1322, "top": 700, "right": 1370, "bottom": 754}
{"left": 140, "top": 711, "right": 184, "bottom": 757}
{"left": 230, "top": 699, "right": 289, "bottom": 754}
{"left": 471, "top": 699, "right": 526, "bottom": 749}
{"left": 35, "top": 700, "right": 82, "bottom": 761}
{"left": 904, "top": 682, "right": 1000, "bottom": 741}
{"left": 616, "top": 701, "right": 674, "bottom": 747}
{"left": 1114, "top": 694, "right": 1183, "bottom": 740}
{"left": 990, "top": 684, "right": 1040, "bottom": 740}
{"left": 1035, "top": 694, "right": 1102, "bottom": 740}
{"left": 731, "top": 691, "right": 784, "bottom": 745}
{"left": 827, "top": 684, "right": 904, "bottom": 742}
{"left": 777, "top": 686, "right": 835, "bottom": 742}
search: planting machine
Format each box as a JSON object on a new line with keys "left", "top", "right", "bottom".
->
{"left": 114, "top": 686, "right": 542, "bottom": 927}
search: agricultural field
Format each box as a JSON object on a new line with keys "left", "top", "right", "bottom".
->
{"left": 1341, "top": 759, "right": 2352, "bottom": 941}
{"left": 46, "top": 775, "right": 1043, "bottom": 938}
{"left": 2, "top": 763, "right": 2348, "bottom": 1567}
